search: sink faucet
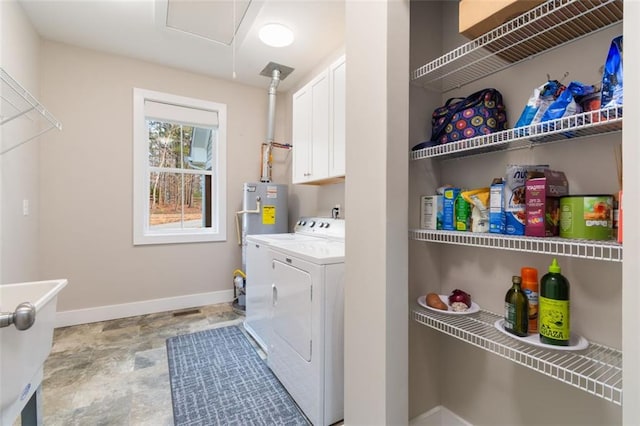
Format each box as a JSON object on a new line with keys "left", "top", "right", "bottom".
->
{"left": 0, "top": 302, "right": 36, "bottom": 330}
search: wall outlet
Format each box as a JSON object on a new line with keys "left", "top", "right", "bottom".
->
{"left": 23, "top": 199, "right": 29, "bottom": 216}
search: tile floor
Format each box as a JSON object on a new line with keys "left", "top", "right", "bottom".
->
{"left": 22, "top": 303, "right": 247, "bottom": 426}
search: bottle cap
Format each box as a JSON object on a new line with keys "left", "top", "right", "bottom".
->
{"left": 549, "top": 258, "right": 561, "bottom": 273}
{"left": 521, "top": 267, "right": 538, "bottom": 283}
{"left": 512, "top": 275, "right": 522, "bottom": 284}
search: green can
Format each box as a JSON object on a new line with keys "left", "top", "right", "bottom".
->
{"left": 559, "top": 195, "right": 613, "bottom": 240}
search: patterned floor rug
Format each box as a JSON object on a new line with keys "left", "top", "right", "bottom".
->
{"left": 166, "top": 325, "right": 310, "bottom": 426}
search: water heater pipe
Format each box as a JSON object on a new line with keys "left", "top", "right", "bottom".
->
{"left": 261, "top": 68, "right": 281, "bottom": 183}
{"left": 234, "top": 197, "right": 262, "bottom": 246}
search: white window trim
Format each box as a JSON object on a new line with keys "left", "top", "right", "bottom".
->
{"left": 133, "top": 88, "right": 227, "bottom": 245}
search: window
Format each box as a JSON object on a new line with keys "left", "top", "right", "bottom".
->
{"left": 133, "top": 88, "right": 226, "bottom": 245}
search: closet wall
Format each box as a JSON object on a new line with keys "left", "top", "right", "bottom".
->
{"left": 0, "top": 0, "right": 42, "bottom": 284}
{"left": 409, "top": 2, "right": 626, "bottom": 424}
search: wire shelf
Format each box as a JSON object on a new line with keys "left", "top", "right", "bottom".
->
{"left": 409, "top": 229, "right": 622, "bottom": 262}
{"left": 411, "top": 0, "right": 623, "bottom": 92}
{"left": 411, "top": 106, "right": 622, "bottom": 161}
{"left": 412, "top": 307, "right": 623, "bottom": 405}
{"left": 1, "top": 67, "right": 62, "bottom": 155}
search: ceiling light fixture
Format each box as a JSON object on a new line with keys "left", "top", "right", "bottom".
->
{"left": 259, "top": 23, "right": 294, "bottom": 47}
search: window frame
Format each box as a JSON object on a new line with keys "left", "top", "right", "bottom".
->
{"left": 133, "top": 88, "right": 227, "bottom": 245}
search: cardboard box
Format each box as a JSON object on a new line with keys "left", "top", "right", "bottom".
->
{"left": 505, "top": 164, "right": 548, "bottom": 235}
{"left": 459, "top": 0, "right": 546, "bottom": 40}
{"left": 420, "top": 195, "right": 443, "bottom": 230}
{"left": 525, "top": 170, "right": 569, "bottom": 237}
{"left": 489, "top": 180, "right": 505, "bottom": 234}
{"left": 455, "top": 195, "right": 471, "bottom": 231}
{"left": 442, "top": 188, "right": 461, "bottom": 231}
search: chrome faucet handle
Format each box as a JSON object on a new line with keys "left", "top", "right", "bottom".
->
{"left": 0, "top": 302, "right": 36, "bottom": 330}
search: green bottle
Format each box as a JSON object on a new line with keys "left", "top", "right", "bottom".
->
{"left": 539, "top": 258, "right": 570, "bottom": 346}
{"left": 504, "top": 275, "right": 529, "bottom": 337}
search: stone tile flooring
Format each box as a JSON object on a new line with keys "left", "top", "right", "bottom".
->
{"left": 33, "top": 303, "right": 246, "bottom": 426}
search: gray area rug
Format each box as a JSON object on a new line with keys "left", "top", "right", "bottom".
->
{"left": 166, "top": 325, "right": 311, "bottom": 426}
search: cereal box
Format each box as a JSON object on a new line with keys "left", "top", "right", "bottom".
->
{"left": 420, "top": 195, "right": 443, "bottom": 230}
{"left": 489, "top": 178, "right": 505, "bottom": 234}
{"left": 442, "top": 188, "right": 461, "bottom": 231}
{"left": 505, "top": 164, "right": 548, "bottom": 235}
{"left": 525, "top": 170, "right": 568, "bottom": 237}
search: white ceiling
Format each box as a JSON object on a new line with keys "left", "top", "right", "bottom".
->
{"left": 18, "top": 0, "right": 345, "bottom": 92}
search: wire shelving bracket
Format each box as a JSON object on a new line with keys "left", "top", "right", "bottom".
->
{"left": 1, "top": 67, "right": 62, "bottom": 155}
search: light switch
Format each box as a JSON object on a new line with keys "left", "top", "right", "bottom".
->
{"left": 23, "top": 199, "right": 29, "bottom": 216}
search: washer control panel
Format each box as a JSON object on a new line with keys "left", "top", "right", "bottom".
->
{"left": 294, "top": 217, "right": 344, "bottom": 239}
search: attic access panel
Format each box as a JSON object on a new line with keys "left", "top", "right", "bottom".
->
{"left": 165, "top": 0, "right": 252, "bottom": 45}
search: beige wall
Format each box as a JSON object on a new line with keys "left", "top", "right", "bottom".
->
{"left": 408, "top": 1, "right": 444, "bottom": 419}
{"left": 1, "top": 0, "right": 42, "bottom": 283}
{"left": 38, "top": 41, "right": 286, "bottom": 312}
{"left": 344, "top": 1, "right": 409, "bottom": 423}
{"left": 623, "top": 3, "right": 640, "bottom": 421}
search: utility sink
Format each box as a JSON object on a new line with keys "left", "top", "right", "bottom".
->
{"left": 0, "top": 279, "right": 67, "bottom": 425}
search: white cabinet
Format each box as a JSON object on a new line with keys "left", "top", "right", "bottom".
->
{"left": 292, "top": 55, "right": 345, "bottom": 184}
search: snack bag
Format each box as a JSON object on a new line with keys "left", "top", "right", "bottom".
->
{"left": 540, "top": 81, "right": 595, "bottom": 122}
{"left": 461, "top": 188, "right": 490, "bottom": 233}
{"left": 514, "top": 80, "right": 565, "bottom": 128}
{"left": 601, "top": 35, "right": 623, "bottom": 108}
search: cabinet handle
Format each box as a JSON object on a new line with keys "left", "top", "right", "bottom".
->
{"left": 272, "top": 283, "right": 277, "bottom": 306}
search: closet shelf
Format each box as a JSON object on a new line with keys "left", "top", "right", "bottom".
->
{"left": 411, "top": 0, "right": 623, "bottom": 92}
{"left": 412, "top": 307, "right": 622, "bottom": 405}
{"left": 411, "top": 105, "right": 622, "bottom": 161}
{"left": 409, "top": 229, "right": 622, "bottom": 262}
{"left": 1, "top": 67, "right": 62, "bottom": 155}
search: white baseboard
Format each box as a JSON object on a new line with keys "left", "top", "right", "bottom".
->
{"left": 55, "top": 289, "right": 235, "bottom": 328}
{"left": 410, "top": 406, "right": 473, "bottom": 426}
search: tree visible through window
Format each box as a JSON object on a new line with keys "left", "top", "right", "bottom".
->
{"left": 147, "top": 122, "right": 211, "bottom": 230}
{"left": 133, "top": 89, "right": 227, "bottom": 245}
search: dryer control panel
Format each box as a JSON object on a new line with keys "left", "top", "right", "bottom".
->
{"left": 294, "top": 217, "right": 345, "bottom": 240}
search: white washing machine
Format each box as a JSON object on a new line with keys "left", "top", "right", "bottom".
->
{"left": 244, "top": 231, "right": 318, "bottom": 354}
{"left": 267, "top": 219, "right": 345, "bottom": 426}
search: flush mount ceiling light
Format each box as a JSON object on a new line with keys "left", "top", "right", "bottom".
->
{"left": 259, "top": 23, "right": 294, "bottom": 47}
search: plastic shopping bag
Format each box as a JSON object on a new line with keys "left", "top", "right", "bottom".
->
{"left": 601, "top": 35, "right": 623, "bottom": 108}
{"left": 514, "top": 80, "right": 565, "bottom": 128}
{"left": 540, "top": 81, "right": 595, "bottom": 122}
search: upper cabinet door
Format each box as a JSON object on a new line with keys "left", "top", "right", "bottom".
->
{"left": 310, "top": 70, "right": 330, "bottom": 181}
{"left": 329, "top": 55, "right": 346, "bottom": 178}
{"left": 292, "top": 85, "right": 312, "bottom": 184}
{"left": 291, "top": 56, "right": 346, "bottom": 185}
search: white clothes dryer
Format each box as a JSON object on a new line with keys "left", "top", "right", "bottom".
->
{"left": 244, "top": 231, "right": 319, "bottom": 353}
{"left": 267, "top": 219, "right": 345, "bottom": 426}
